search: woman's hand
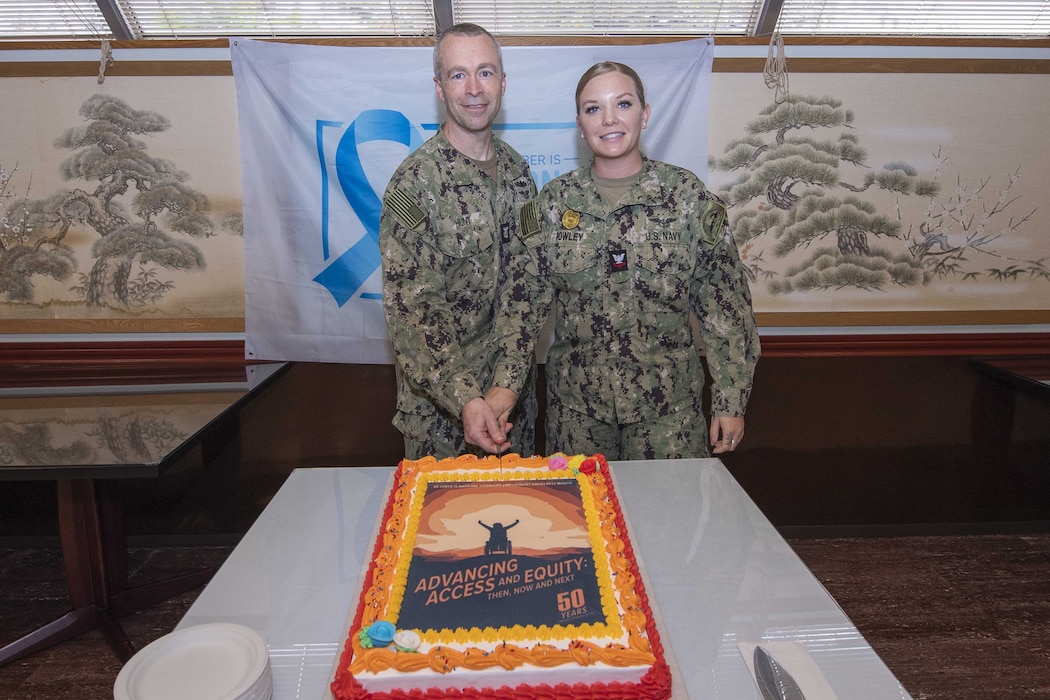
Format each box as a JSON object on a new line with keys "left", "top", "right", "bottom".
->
{"left": 710, "top": 415, "right": 745, "bottom": 454}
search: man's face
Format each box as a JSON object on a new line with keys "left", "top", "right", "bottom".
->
{"left": 434, "top": 33, "right": 506, "bottom": 140}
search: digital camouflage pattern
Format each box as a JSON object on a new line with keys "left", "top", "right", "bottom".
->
{"left": 546, "top": 399, "right": 706, "bottom": 460}
{"left": 381, "top": 129, "right": 538, "bottom": 459}
{"left": 507, "top": 156, "right": 760, "bottom": 459}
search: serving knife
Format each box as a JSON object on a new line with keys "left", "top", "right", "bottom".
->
{"left": 754, "top": 645, "right": 807, "bottom": 700}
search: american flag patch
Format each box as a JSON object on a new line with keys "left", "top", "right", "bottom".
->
{"left": 519, "top": 200, "right": 541, "bottom": 239}
{"left": 385, "top": 188, "right": 425, "bottom": 230}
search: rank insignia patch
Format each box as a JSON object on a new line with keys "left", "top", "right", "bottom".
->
{"left": 385, "top": 188, "right": 426, "bottom": 230}
{"left": 608, "top": 248, "right": 628, "bottom": 272}
{"left": 561, "top": 209, "right": 581, "bottom": 230}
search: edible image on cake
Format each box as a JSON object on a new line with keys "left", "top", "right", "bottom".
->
{"left": 397, "top": 478, "right": 605, "bottom": 632}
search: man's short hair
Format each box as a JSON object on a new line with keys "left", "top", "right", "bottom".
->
{"left": 433, "top": 22, "right": 503, "bottom": 79}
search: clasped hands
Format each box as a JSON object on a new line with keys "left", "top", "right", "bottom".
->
{"left": 462, "top": 387, "right": 518, "bottom": 454}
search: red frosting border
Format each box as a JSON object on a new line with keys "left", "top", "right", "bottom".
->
{"left": 331, "top": 455, "right": 672, "bottom": 700}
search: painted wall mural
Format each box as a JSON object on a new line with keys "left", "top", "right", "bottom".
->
{"left": 717, "top": 93, "right": 1044, "bottom": 290}
{"left": 707, "top": 72, "right": 1050, "bottom": 321}
{"left": 7, "top": 94, "right": 220, "bottom": 306}
{"left": 1, "top": 76, "right": 244, "bottom": 330}
{"left": 1, "top": 66, "right": 1047, "bottom": 332}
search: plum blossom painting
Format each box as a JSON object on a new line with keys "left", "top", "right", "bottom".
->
{"left": 707, "top": 71, "right": 1050, "bottom": 325}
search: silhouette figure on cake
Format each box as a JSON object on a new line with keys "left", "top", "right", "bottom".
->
{"left": 479, "top": 519, "right": 519, "bottom": 555}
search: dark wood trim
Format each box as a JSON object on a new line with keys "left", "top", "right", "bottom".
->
{"left": 0, "top": 60, "right": 234, "bottom": 77}
{"left": 3, "top": 36, "right": 1048, "bottom": 78}
{"left": 5, "top": 56, "right": 1047, "bottom": 78}
{"left": 758, "top": 333, "right": 1050, "bottom": 357}
{"left": 1, "top": 335, "right": 1048, "bottom": 382}
{"left": 0, "top": 340, "right": 248, "bottom": 386}
{"left": 0, "top": 319, "right": 244, "bottom": 334}
{"left": 714, "top": 57, "right": 1050, "bottom": 73}
{"left": 755, "top": 310, "right": 1050, "bottom": 326}
{"left": 4, "top": 36, "right": 1050, "bottom": 50}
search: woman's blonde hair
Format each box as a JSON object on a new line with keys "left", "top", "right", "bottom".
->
{"left": 574, "top": 62, "right": 647, "bottom": 114}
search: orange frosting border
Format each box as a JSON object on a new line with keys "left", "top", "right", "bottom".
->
{"left": 331, "top": 454, "right": 672, "bottom": 700}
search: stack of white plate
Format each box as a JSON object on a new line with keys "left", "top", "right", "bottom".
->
{"left": 114, "top": 623, "right": 272, "bottom": 700}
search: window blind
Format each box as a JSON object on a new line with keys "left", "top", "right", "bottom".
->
{"left": 2, "top": 0, "right": 1047, "bottom": 40}
{"left": 776, "top": 0, "right": 1050, "bottom": 37}
{"left": 114, "top": 0, "right": 435, "bottom": 38}
{"left": 0, "top": 0, "right": 111, "bottom": 38}
{"left": 450, "top": 0, "right": 764, "bottom": 34}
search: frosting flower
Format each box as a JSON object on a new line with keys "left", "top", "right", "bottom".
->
{"left": 567, "top": 455, "right": 586, "bottom": 471}
{"left": 367, "top": 620, "right": 396, "bottom": 647}
{"left": 394, "top": 629, "right": 422, "bottom": 652}
{"left": 548, "top": 455, "right": 568, "bottom": 471}
{"left": 579, "top": 458, "right": 598, "bottom": 475}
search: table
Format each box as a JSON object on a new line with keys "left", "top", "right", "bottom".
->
{"left": 970, "top": 356, "right": 1050, "bottom": 458}
{"left": 0, "top": 361, "right": 288, "bottom": 667}
{"left": 179, "top": 460, "right": 912, "bottom": 699}
{"left": 970, "top": 356, "right": 1050, "bottom": 393}
{"left": 970, "top": 356, "right": 1050, "bottom": 406}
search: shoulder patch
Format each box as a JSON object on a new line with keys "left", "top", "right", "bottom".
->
{"left": 384, "top": 188, "right": 426, "bottom": 230}
{"left": 519, "top": 200, "right": 541, "bottom": 240}
{"left": 699, "top": 198, "right": 728, "bottom": 245}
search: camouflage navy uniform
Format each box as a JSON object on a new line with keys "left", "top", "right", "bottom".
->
{"left": 380, "top": 128, "right": 538, "bottom": 460}
{"left": 511, "top": 156, "right": 760, "bottom": 460}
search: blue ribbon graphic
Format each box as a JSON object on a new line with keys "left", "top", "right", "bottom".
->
{"left": 313, "top": 109, "right": 423, "bottom": 306}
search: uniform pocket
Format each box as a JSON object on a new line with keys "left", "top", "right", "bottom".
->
{"left": 431, "top": 213, "right": 495, "bottom": 258}
{"left": 634, "top": 242, "right": 691, "bottom": 276}
{"left": 549, "top": 243, "right": 598, "bottom": 275}
{"left": 633, "top": 243, "right": 692, "bottom": 314}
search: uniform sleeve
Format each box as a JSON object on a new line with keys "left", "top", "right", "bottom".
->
{"left": 380, "top": 180, "right": 485, "bottom": 418}
{"left": 490, "top": 195, "right": 553, "bottom": 395}
{"left": 691, "top": 192, "right": 761, "bottom": 417}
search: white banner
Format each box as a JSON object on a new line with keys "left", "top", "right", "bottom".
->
{"left": 231, "top": 37, "right": 713, "bottom": 363}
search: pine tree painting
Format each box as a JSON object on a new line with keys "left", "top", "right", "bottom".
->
{"left": 711, "top": 94, "right": 1045, "bottom": 295}
{"left": 2, "top": 94, "right": 214, "bottom": 308}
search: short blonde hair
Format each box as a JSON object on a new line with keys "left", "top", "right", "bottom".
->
{"left": 574, "top": 62, "right": 647, "bottom": 115}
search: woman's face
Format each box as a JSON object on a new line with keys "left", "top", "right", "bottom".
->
{"left": 576, "top": 70, "right": 650, "bottom": 170}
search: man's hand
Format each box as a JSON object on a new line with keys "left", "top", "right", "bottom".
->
{"left": 462, "top": 396, "right": 512, "bottom": 454}
{"left": 710, "top": 415, "right": 745, "bottom": 455}
{"left": 483, "top": 387, "right": 518, "bottom": 427}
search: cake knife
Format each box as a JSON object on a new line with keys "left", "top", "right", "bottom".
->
{"left": 754, "top": 646, "right": 807, "bottom": 700}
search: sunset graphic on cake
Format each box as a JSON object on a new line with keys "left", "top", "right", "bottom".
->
{"left": 413, "top": 479, "right": 591, "bottom": 560}
{"left": 397, "top": 477, "right": 605, "bottom": 631}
